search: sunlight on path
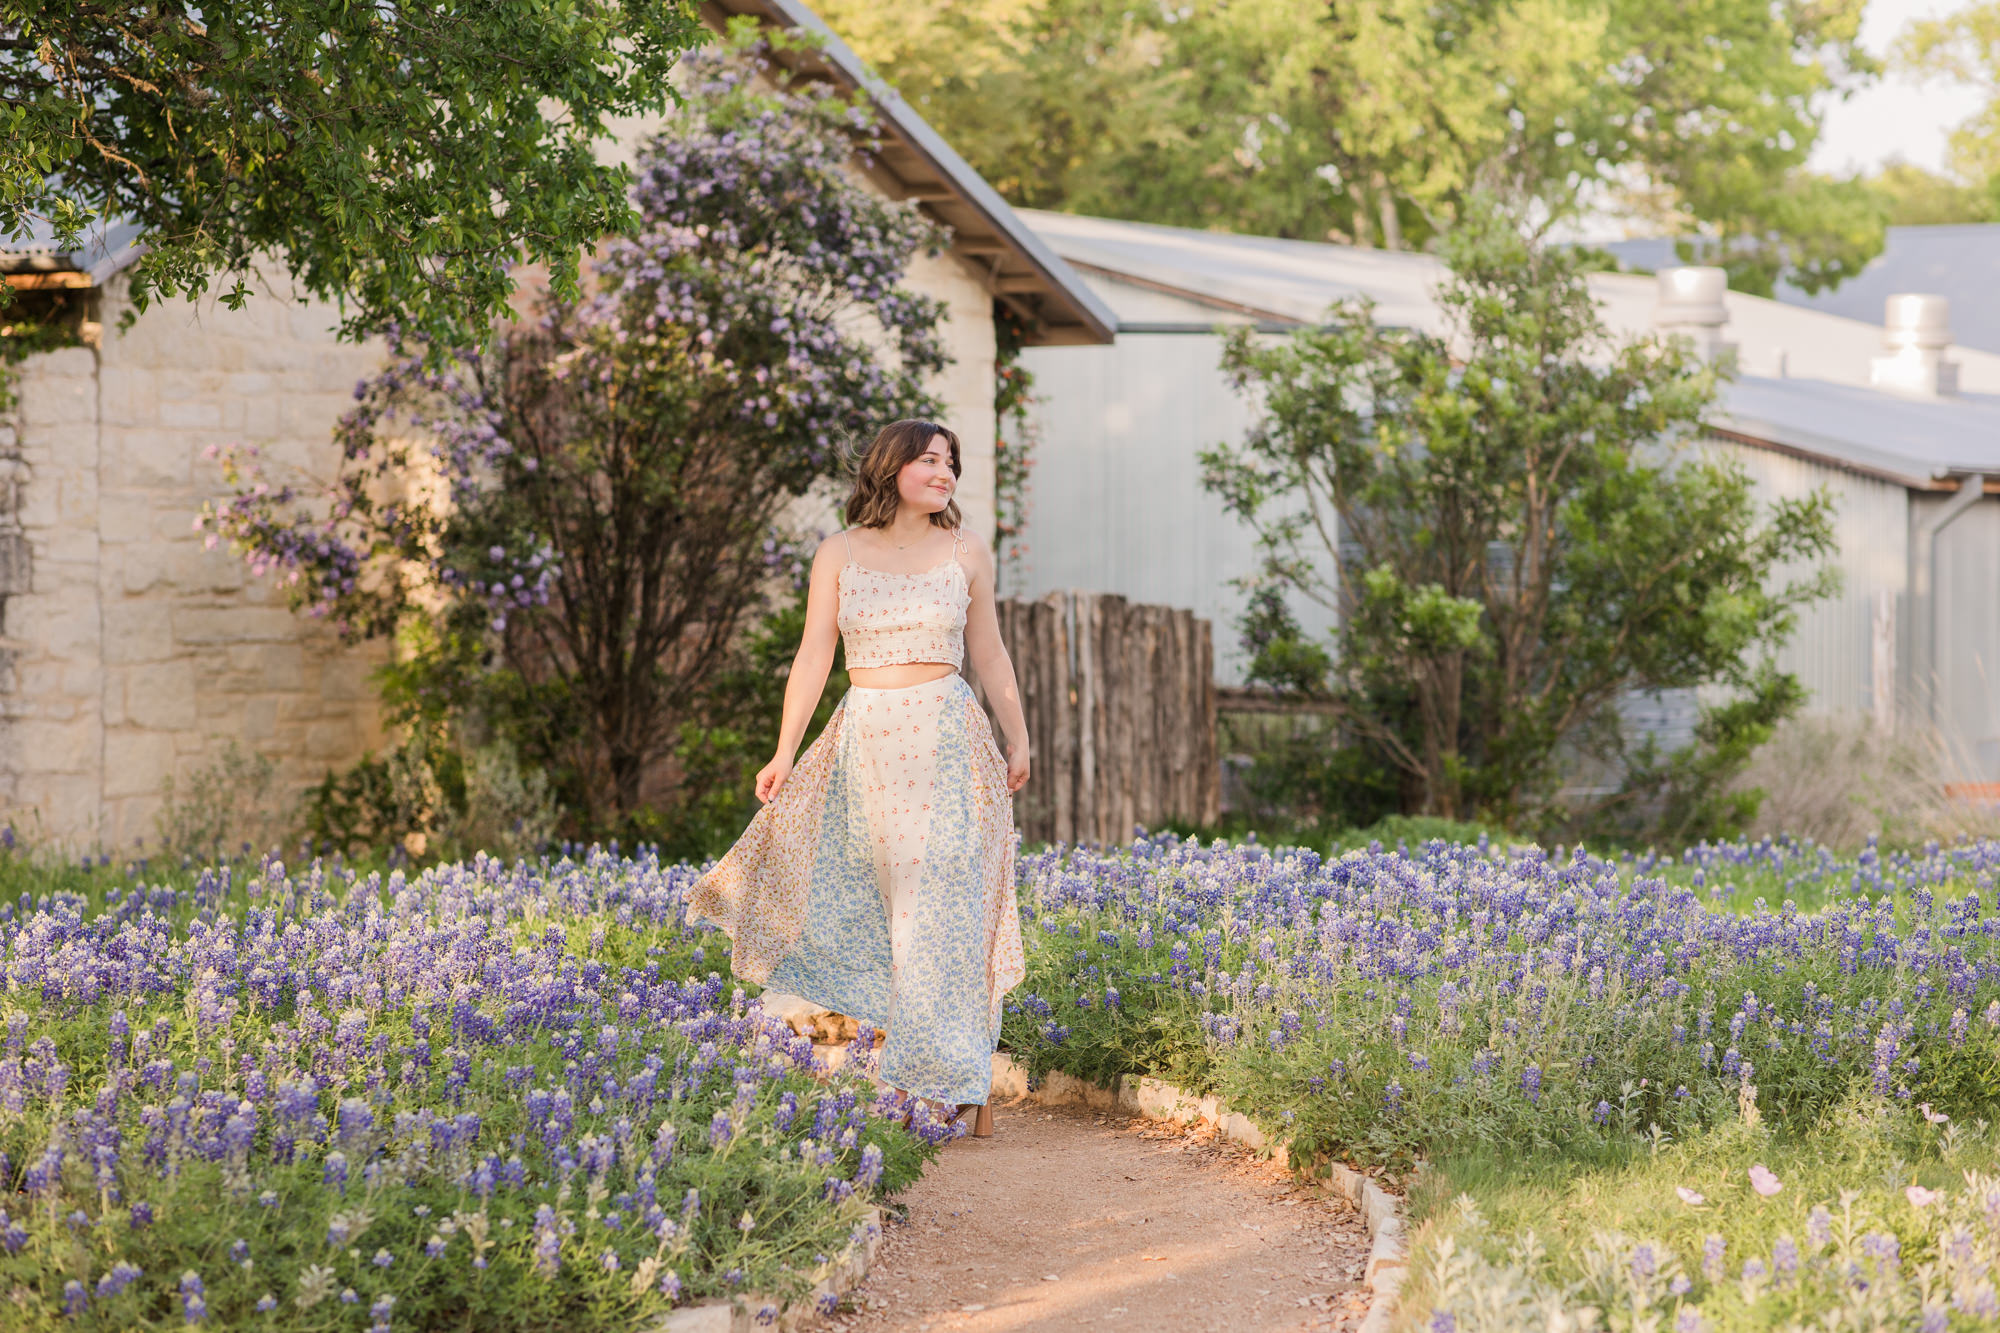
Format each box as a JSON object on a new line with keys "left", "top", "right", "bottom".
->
{"left": 828, "top": 1105, "right": 1373, "bottom": 1333}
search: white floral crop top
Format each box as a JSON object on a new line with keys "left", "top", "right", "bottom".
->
{"left": 836, "top": 526, "right": 971, "bottom": 670}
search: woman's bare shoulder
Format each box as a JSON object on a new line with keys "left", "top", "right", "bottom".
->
{"left": 955, "top": 528, "right": 995, "bottom": 581}
{"left": 812, "top": 529, "right": 854, "bottom": 567}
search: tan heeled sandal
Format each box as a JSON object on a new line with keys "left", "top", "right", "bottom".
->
{"left": 952, "top": 1102, "right": 994, "bottom": 1138}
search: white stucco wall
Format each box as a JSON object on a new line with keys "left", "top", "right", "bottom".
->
{"left": 909, "top": 248, "right": 999, "bottom": 545}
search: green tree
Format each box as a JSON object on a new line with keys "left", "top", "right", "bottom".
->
{"left": 1864, "top": 162, "right": 1995, "bottom": 227}
{"left": 1199, "top": 200, "right": 1839, "bottom": 829}
{"left": 2, "top": 1, "right": 703, "bottom": 347}
{"left": 819, "top": 0, "right": 1882, "bottom": 293}
{"left": 1896, "top": 2, "right": 2000, "bottom": 215}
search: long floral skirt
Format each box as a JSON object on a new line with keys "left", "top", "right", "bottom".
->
{"left": 689, "top": 674, "right": 1025, "bottom": 1105}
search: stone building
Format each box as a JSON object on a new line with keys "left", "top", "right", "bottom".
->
{"left": 0, "top": 0, "right": 1113, "bottom": 851}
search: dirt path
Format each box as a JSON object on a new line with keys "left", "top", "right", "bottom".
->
{"left": 827, "top": 1103, "right": 1375, "bottom": 1333}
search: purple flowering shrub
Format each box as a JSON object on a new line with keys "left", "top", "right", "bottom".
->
{"left": 0, "top": 847, "right": 931, "bottom": 1328}
{"left": 202, "top": 24, "right": 949, "bottom": 826}
{"left": 1002, "top": 832, "right": 2000, "bottom": 1170}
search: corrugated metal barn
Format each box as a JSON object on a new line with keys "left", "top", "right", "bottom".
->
{"left": 1010, "top": 212, "right": 2000, "bottom": 780}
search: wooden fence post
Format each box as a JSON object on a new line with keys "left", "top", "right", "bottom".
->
{"left": 975, "top": 590, "right": 1217, "bottom": 847}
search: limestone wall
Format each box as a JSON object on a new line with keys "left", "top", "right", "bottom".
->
{"left": 0, "top": 274, "right": 389, "bottom": 852}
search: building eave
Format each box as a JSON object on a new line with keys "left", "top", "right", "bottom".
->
{"left": 703, "top": 0, "right": 1116, "bottom": 346}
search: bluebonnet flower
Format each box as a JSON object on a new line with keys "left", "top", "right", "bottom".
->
{"left": 179, "top": 1272, "right": 206, "bottom": 1324}
{"left": 856, "top": 1143, "right": 884, "bottom": 1189}
{"left": 1702, "top": 1234, "right": 1725, "bottom": 1282}
{"left": 96, "top": 1262, "right": 141, "bottom": 1300}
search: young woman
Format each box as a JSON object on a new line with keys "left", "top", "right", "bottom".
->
{"left": 690, "top": 419, "right": 1031, "bottom": 1137}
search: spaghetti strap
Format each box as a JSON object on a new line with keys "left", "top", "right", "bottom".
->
{"left": 951, "top": 525, "right": 965, "bottom": 557}
{"left": 842, "top": 528, "right": 853, "bottom": 561}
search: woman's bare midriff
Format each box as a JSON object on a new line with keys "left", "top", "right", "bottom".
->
{"left": 848, "top": 662, "right": 959, "bottom": 688}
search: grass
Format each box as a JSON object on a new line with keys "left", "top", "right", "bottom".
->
{"left": 1401, "top": 1097, "right": 1999, "bottom": 1331}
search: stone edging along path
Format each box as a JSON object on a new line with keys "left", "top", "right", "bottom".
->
{"left": 663, "top": 1049, "right": 1412, "bottom": 1332}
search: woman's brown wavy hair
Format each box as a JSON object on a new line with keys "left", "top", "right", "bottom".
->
{"left": 842, "top": 419, "right": 963, "bottom": 530}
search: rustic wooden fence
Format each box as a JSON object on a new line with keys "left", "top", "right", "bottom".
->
{"left": 971, "top": 591, "right": 1219, "bottom": 847}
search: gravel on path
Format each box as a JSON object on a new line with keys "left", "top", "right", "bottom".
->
{"left": 826, "top": 1102, "right": 1375, "bottom": 1333}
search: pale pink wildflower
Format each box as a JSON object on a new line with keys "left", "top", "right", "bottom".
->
{"left": 1748, "top": 1165, "right": 1782, "bottom": 1197}
{"left": 1906, "top": 1184, "right": 1942, "bottom": 1209}
{"left": 1676, "top": 1187, "right": 1706, "bottom": 1206}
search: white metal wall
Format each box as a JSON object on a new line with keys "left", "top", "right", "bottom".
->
{"left": 1016, "top": 333, "right": 1338, "bottom": 685}
{"left": 1703, "top": 439, "right": 1911, "bottom": 721}
{"left": 1933, "top": 496, "right": 2000, "bottom": 777}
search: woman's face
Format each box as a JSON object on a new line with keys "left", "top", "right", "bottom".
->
{"left": 895, "top": 433, "right": 956, "bottom": 514}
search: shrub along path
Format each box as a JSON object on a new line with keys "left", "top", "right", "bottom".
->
{"left": 825, "top": 1102, "right": 1373, "bottom": 1333}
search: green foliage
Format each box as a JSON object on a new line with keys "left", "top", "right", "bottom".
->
{"left": 1406, "top": 1100, "right": 2000, "bottom": 1332}
{"left": 299, "top": 719, "right": 557, "bottom": 864}
{"left": 1, "top": 1, "right": 705, "bottom": 348}
{"left": 1200, "top": 199, "right": 1839, "bottom": 830}
{"left": 993, "top": 305, "right": 1040, "bottom": 593}
{"left": 152, "top": 740, "right": 289, "bottom": 864}
{"left": 0, "top": 849, "right": 928, "bottom": 1330}
{"left": 820, "top": 0, "right": 1882, "bottom": 290}
{"left": 1896, "top": 2, "right": 2000, "bottom": 215}
{"left": 1863, "top": 161, "right": 1996, "bottom": 226}
{"left": 640, "top": 573, "right": 850, "bottom": 864}
{"left": 1001, "top": 923, "right": 1215, "bottom": 1094}
{"left": 1004, "top": 832, "right": 2000, "bottom": 1182}
{"left": 1581, "top": 668, "right": 1804, "bottom": 848}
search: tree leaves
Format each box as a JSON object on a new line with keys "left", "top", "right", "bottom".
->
{"left": 1202, "top": 197, "right": 1839, "bottom": 829}
{"left": 820, "top": 0, "right": 1880, "bottom": 288}
{"left": 2, "top": 0, "right": 705, "bottom": 346}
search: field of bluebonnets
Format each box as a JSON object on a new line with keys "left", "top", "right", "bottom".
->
{"left": 1001, "top": 828, "right": 2000, "bottom": 1331}
{"left": 0, "top": 841, "right": 945, "bottom": 1332}
{"left": 8, "top": 825, "right": 2000, "bottom": 1331}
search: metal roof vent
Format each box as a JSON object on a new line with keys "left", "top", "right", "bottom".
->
{"left": 1652, "top": 267, "right": 1734, "bottom": 362}
{"left": 1870, "top": 294, "right": 1959, "bottom": 396}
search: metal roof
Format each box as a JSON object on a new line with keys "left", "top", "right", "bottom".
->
{"left": 0, "top": 217, "right": 147, "bottom": 285}
{"left": 1602, "top": 227, "right": 2000, "bottom": 359}
{"left": 1713, "top": 377, "right": 2000, "bottom": 488}
{"left": 1022, "top": 209, "right": 2000, "bottom": 487}
{"left": 1776, "top": 225, "right": 2000, "bottom": 359}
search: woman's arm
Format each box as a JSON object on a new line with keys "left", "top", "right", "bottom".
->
{"left": 960, "top": 541, "right": 1031, "bottom": 791}
{"left": 757, "top": 534, "right": 844, "bottom": 801}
